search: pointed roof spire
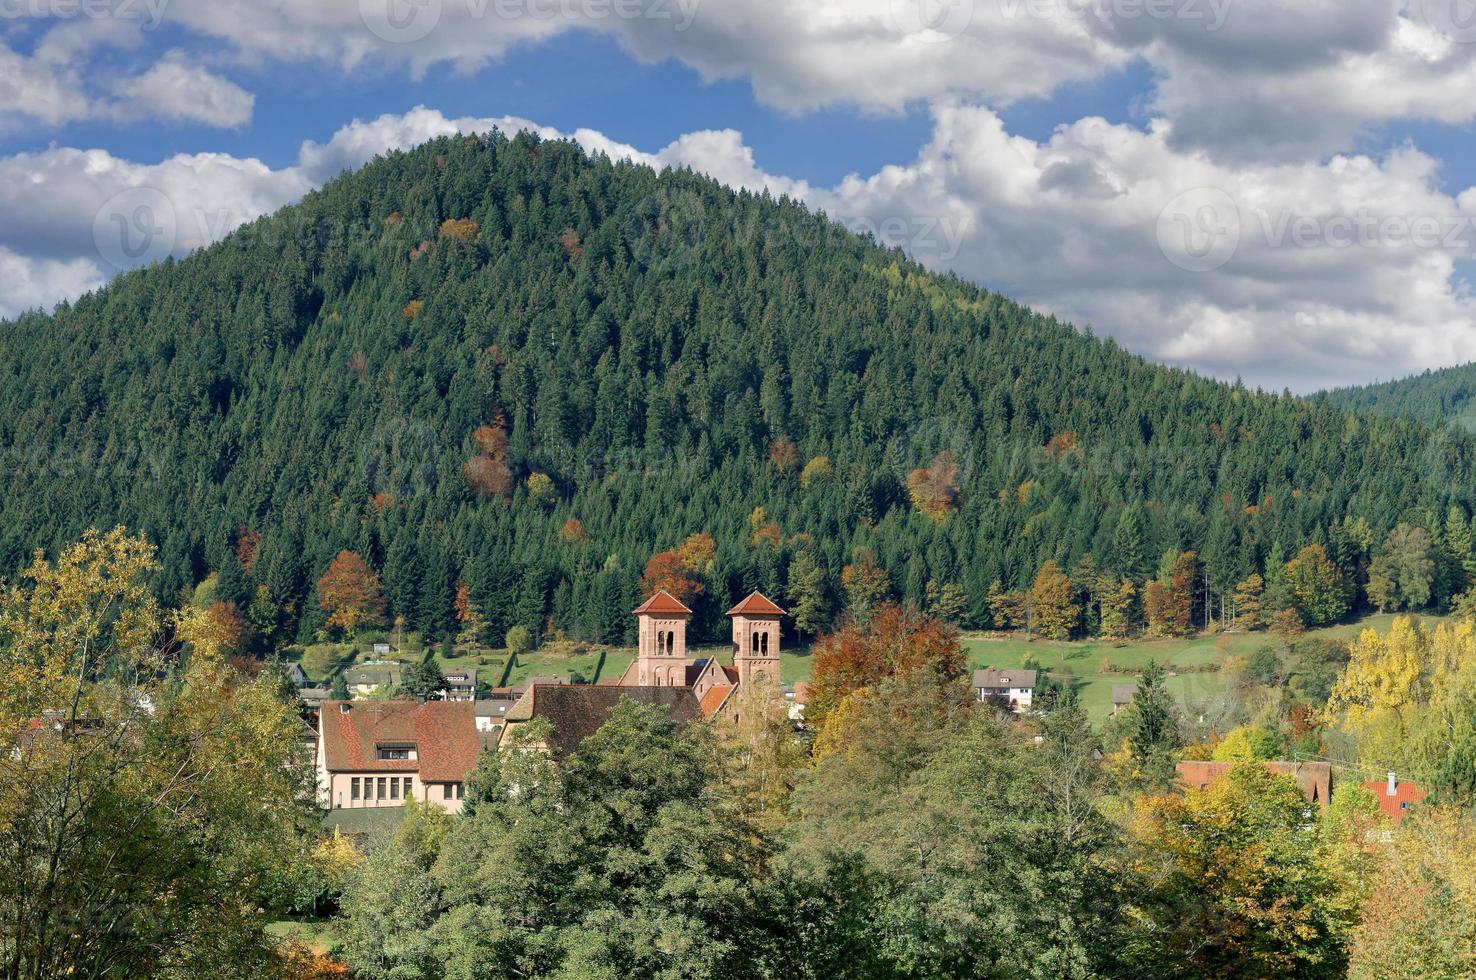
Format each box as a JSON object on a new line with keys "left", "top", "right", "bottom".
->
{"left": 726, "top": 592, "right": 786, "bottom": 617}
{"left": 632, "top": 590, "right": 693, "bottom": 616}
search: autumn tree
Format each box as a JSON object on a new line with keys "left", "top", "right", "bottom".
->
{"left": 206, "top": 599, "right": 251, "bottom": 655}
{"left": 0, "top": 528, "right": 313, "bottom": 977}
{"left": 1285, "top": 544, "right": 1351, "bottom": 627}
{"left": 807, "top": 603, "right": 965, "bottom": 724}
{"left": 904, "top": 450, "right": 961, "bottom": 523}
{"left": 925, "top": 579, "right": 968, "bottom": 625}
{"left": 1099, "top": 577, "right": 1137, "bottom": 638}
{"left": 639, "top": 532, "right": 717, "bottom": 604}
{"left": 799, "top": 455, "right": 832, "bottom": 487}
{"left": 1232, "top": 573, "right": 1264, "bottom": 630}
{"left": 454, "top": 581, "right": 488, "bottom": 648}
{"left": 767, "top": 435, "right": 799, "bottom": 472}
{"left": 464, "top": 415, "right": 513, "bottom": 499}
{"left": 987, "top": 578, "right": 1026, "bottom": 631}
{"left": 317, "top": 550, "right": 387, "bottom": 634}
{"left": 1028, "top": 559, "right": 1079, "bottom": 640}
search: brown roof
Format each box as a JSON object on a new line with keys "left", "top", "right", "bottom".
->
{"left": 507, "top": 685, "right": 702, "bottom": 756}
{"left": 319, "top": 700, "right": 480, "bottom": 782}
{"left": 972, "top": 668, "right": 1038, "bottom": 690}
{"left": 726, "top": 592, "right": 786, "bottom": 617}
{"left": 632, "top": 590, "right": 693, "bottom": 616}
{"left": 1360, "top": 778, "right": 1427, "bottom": 824}
{"left": 1176, "top": 760, "right": 1333, "bottom": 805}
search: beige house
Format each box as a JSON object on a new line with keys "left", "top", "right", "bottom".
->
{"left": 316, "top": 700, "right": 486, "bottom": 813}
{"left": 972, "top": 667, "right": 1037, "bottom": 712}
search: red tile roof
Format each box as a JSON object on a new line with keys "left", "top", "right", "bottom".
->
{"left": 726, "top": 592, "right": 786, "bottom": 617}
{"left": 632, "top": 590, "right": 693, "bottom": 615}
{"left": 1176, "top": 760, "right": 1332, "bottom": 805}
{"left": 507, "top": 685, "right": 703, "bottom": 756}
{"left": 698, "top": 685, "right": 734, "bottom": 718}
{"left": 1360, "top": 779, "right": 1427, "bottom": 825}
{"left": 319, "top": 700, "right": 480, "bottom": 782}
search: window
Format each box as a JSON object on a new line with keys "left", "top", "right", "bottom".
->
{"left": 403, "top": 777, "right": 414, "bottom": 799}
{"left": 376, "top": 743, "right": 413, "bottom": 760}
{"left": 377, "top": 777, "right": 387, "bottom": 800}
{"left": 456, "top": 783, "right": 464, "bottom": 800}
{"left": 351, "top": 777, "right": 360, "bottom": 800}
{"left": 443, "top": 783, "right": 453, "bottom": 800}
{"left": 390, "top": 778, "right": 400, "bottom": 800}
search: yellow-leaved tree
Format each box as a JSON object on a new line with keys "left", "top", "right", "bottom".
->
{"left": 0, "top": 527, "right": 316, "bottom": 978}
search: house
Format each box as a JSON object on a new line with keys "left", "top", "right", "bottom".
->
{"left": 372, "top": 642, "right": 392, "bottom": 655}
{"left": 1360, "top": 771, "right": 1426, "bottom": 825}
{"left": 474, "top": 698, "right": 517, "bottom": 733}
{"left": 316, "top": 700, "right": 487, "bottom": 813}
{"left": 1110, "top": 684, "right": 1136, "bottom": 715}
{"left": 298, "top": 686, "right": 330, "bottom": 713}
{"left": 611, "top": 590, "right": 786, "bottom": 721}
{"left": 343, "top": 664, "right": 401, "bottom": 696}
{"left": 500, "top": 684, "right": 704, "bottom": 756}
{"left": 286, "top": 663, "right": 309, "bottom": 688}
{"left": 441, "top": 666, "right": 477, "bottom": 701}
{"left": 1176, "top": 760, "right": 1333, "bottom": 806}
{"left": 972, "top": 667, "right": 1037, "bottom": 712}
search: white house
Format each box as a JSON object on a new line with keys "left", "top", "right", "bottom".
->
{"left": 972, "top": 667, "right": 1037, "bottom": 712}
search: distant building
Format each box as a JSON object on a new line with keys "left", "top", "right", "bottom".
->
{"left": 500, "top": 685, "right": 704, "bottom": 756}
{"left": 474, "top": 698, "right": 516, "bottom": 734}
{"left": 344, "top": 665, "right": 401, "bottom": 696}
{"left": 611, "top": 590, "right": 786, "bottom": 722}
{"left": 441, "top": 666, "right": 477, "bottom": 701}
{"left": 1110, "top": 684, "right": 1137, "bottom": 715}
{"left": 316, "top": 700, "right": 487, "bottom": 813}
{"left": 788, "top": 682, "right": 813, "bottom": 723}
{"left": 1176, "top": 760, "right": 1333, "bottom": 806}
{"left": 286, "top": 663, "right": 309, "bottom": 688}
{"left": 1360, "top": 772, "right": 1426, "bottom": 825}
{"left": 972, "top": 668, "right": 1037, "bottom": 712}
{"left": 372, "top": 642, "right": 392, "bottom": 655}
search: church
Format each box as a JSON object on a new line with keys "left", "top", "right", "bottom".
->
{"left": 611, "top": 589, "right": 786, "bottom": 718}
{"left": 499, "top": 590, "right": 786, "bottom": 752}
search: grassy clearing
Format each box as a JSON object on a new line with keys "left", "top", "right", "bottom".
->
{"left": 265, "top": 917, "right": 335, "bottom": 955}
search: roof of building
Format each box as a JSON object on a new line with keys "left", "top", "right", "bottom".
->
{"left": 299, "top": 686, "right": 330, "bottom": 702}
{"left": 506, "top": 685, "right": 703, "bottom": 756}
{"left": 632, "top": 590, "right": 693, "bottom": 616}
{"left": 474, "top": 700, "right": 514, "bottom": 719}
{"left": 512, "top": 675, "right": 568, "bottom": 695}
{"left": 726, "top": 592, "right": 786, "bottom": 617}
{"left": 344, "top": 665, "right": 401, "bottom": 686}
{"left": 1177, "top": 760, "right": 1333, "bottom": 805}
{"left": 698, "top": 685, "right": 735, "bottom": 718}
{"left": 1360, "top": 778, "right": 1427, "bottom": 824}
{"left": 972, "top": 668, "right": 1038, "bottom": 690}
{"left": 1111, "top": 684, "right": 1137, "bottom": 705}
{"left": 319, "top": 700, "right": 479, "bottom": 782}
{"left": 443, "top": 667, "right": 476, "bottom": 685}
{"left": 791, "top": 682, "right": 813, "bottom": 703}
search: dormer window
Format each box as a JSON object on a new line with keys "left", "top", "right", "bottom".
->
{"left": 376, "top": 742, "right": 415, "bottom": 761}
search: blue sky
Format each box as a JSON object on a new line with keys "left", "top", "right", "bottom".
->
{"left": 2, "top": 1, "right": 1475, "bottom": 392}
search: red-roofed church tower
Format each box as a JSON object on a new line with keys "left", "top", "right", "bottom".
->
{"left": 633, "top": 590, "right": 692, "bottom": 686}
{"left": 727, "top": 592, "right": 785, "bottom": 687}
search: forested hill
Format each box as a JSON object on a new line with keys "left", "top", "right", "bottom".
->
{"left": 2, "top": 130, "right": 1474, "bottom": 646}
{"left": 1318, "top": 362, "right": 1476, "bottom": 432}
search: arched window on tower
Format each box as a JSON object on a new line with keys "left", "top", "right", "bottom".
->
{"left": 760, "top": 632, "right": 769, "bottom": 655}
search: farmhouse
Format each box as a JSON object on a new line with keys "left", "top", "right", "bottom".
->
{"left": 972, "top": 667, "right": 1037, "bottom": 712}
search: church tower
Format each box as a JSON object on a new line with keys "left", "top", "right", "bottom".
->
{"left": 633, "top": 591, "right": 692, "bottom": 687}
{"left": 727, "top": 592, "right": 785, "bottom": 687}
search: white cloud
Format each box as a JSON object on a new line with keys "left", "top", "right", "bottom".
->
{"left": 4, "top": 104, "right": 1474, "bottom": 390}
{"left": 114, "top": 54, "right": 255, "bottom": 127}
{"left": 0, "top": 247, "right": 105, "bottom": 319}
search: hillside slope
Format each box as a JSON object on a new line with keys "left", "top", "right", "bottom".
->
{"left": 2, "top": 131, "right": 1473, "bottom": 644}
{"left": 1319, "top": 362, "right": 1476, "bottom": 432}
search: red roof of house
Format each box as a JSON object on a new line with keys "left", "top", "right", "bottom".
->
{"left": 632, "top": 590, "right": 693, "bottom": 615}
{"left": 698, "top": 685, "right": 735, "bottom": 718}
{"left": 1360, "top": 779, "right": 1427, "bottom": 825}
{"left": 319, "top": 700, "right": 480, "bottom": 782}
{"left": 726, "top": 592, "right": 786, "bottom": 617}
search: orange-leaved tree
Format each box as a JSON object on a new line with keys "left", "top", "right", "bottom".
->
{"left": 639, "top": 532, "right": 717, "bottom": 603}
{"left": 318, "top": 550, "right": 387, "bottom": 634}
{"left": 807, "top": 603, "right": 965, "bottom": 725}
